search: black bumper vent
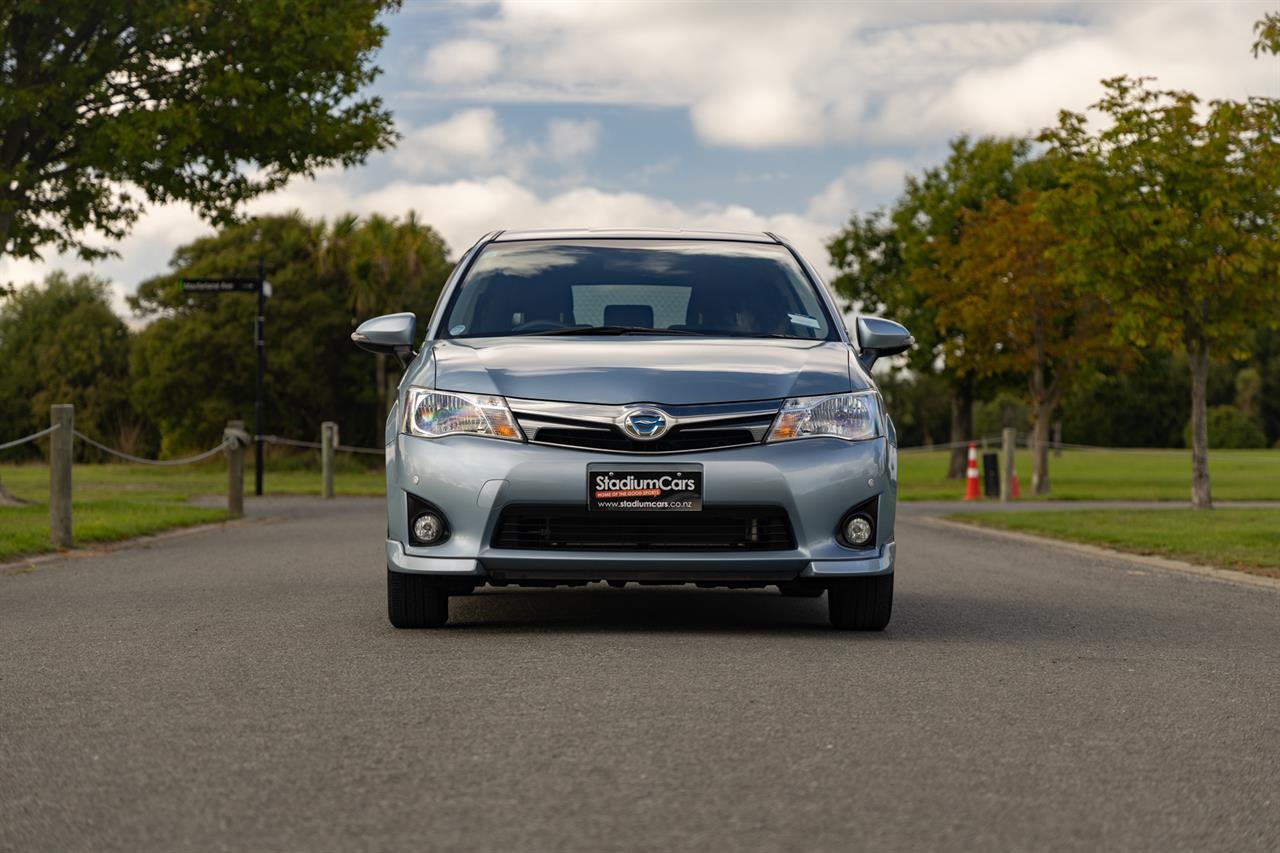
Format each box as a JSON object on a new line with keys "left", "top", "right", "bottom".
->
{"left": 492, "top": 504, "right": 794, "bottom": 551}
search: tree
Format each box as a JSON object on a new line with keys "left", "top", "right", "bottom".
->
{"left": 0, "top": 271, "right": 133, "bottom": 451}
{"left": 1254, "top": 11, "right": 1280, "bottom": 56}
{"left": 324, "top": 212, "right": 452, "bottom": 435}
{"left": 1039, "top": 77, "right": 1280, "bottom": 508}
{"left": 828, "top": 136, "right": 1052, "bottom": 478}
{"left": 1061, "top": 351, "right": 1189, "bottom": 448}
{"left": 0, "top": 0, "right": 399, "bottom": 263}
{"left": 130, "top": 214, "right": 375, "bottom": 453}
{"left": 915, "top": 193, "right": 1119, "bottom": 494}
{"left": 129, "top": 212, "right": 452, "bottom": 454}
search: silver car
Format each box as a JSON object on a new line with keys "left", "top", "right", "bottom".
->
{"left": 353, "top": 229, "right": 912, "bottom": 630}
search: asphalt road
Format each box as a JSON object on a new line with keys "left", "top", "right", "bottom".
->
{"left": 2, "top": 498, "right": 1277, "bottom": 852}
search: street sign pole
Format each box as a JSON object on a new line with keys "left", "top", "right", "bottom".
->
{"left": 255, "top": 256, "right": 266, "bottom": 497}
{"left": 181, "top": 272, "right": 269, "bottom": 497}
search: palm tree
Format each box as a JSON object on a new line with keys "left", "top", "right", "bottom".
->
{"left": 320, "top": 212, "right": 454, "bottom": 437}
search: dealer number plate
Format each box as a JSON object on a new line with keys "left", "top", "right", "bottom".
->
{"left": 587, "top": 466, "right": 703, "bottom": 511}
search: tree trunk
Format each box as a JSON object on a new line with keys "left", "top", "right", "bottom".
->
{"left": 946, "top": 387, "right": 972, "bottom": 479}
{"left": 1188, "top": 341, "right": 1213, "bottom": 510}
{"left": 375, "top": 352, "right": 388, "bottom": 440}
{"left": 1031, "top": 403, "right": 1054, "bottom": 495}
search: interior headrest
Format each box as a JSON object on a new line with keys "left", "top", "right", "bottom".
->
{"left": 602, "top": 304, "right": 655, "bottom": 328}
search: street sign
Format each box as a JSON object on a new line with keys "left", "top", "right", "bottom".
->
{"left": 182, "top": 278, "right": 260, "bottom": 293}
{"left": 180, "top": 267, "right": 271, "bottom": 496}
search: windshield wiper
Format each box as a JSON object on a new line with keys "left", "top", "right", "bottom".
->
{"left": 523, "top": 325, "right": 705, "bottom": 336}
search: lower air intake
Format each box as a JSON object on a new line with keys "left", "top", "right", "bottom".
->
{"left": 491, "top": 504, "right": 794, "bottom": 551}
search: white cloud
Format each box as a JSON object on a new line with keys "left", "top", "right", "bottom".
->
{"left": 393, "top": 108, "right": 506, "bottom": 177}
{"left": 806, "top": 158, "right": 917, "bottom": 222}
{"left": 691, "top": 85, "right": 825, "bottom": 149}
{"left": 544, "top": 118, "right": 600, "bottom": 160}
{"left": 392, "top": 110, "right": 602, "bottom": 178}
{"left": 249, "top": 171, "right": 840, "bottom": 280}
{"left": 0, "top": 204, "right": 211, "bottom": 322}
{"left": 419, "top": 0, "right": 1276, "bottom": 147}
{"left": 419, "top": 38, "right": 502, "bottom": 84}
{"left": 2, "top": 167, "right": 849, "bottom": 317}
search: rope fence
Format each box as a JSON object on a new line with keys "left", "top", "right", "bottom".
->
{"left": 1, "top": 406, "right": 384, "bottom": 549}
{"left": 74, "top": 431, "right": 232, "bottom": 466}
{"left": 896, "top": 436, "right": 1186, "bottom": 454}
{"left": 256, "top": 434, "right": 383, "bottom": 455}
{"left": 0, "top": 423, "right": 61, "bottom": 452}
{"left": 1, "top": 426, "right": 381, "bottom": 460}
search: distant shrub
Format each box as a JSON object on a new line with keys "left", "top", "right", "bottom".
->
{"left": 974, "top": 391, "right": 1030, "bottom": 439}
{"left": 1185, "top": 406, "right": 1267, "bottom": 449}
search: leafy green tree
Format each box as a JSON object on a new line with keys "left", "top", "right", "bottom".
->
{"left": 1254, "top": 11, "right": 1280, "bottom": 56}
{"left": 0, "top": 271, "right": 132, "bottom": 452}
{"left": 872, "top": 368, "right": 953, "bottom": 449}
{"left": 1039, "top": 77, "right": 1280, "bottom": 508}
{"left": 828, "top": 136, "right": 1050, "bottom": 478}
{"left": 1252, "top": 328, "right": 1280, "bottom": 446}
{"left": 1184, "top": 406, "right": 1266, "bottom": 450}
{"left": 913, "top": 193, "right": 1120, "bottom": 494}
{"left": 130, "top": 214, "right": 367, "bottom": 453}
{"left": 129, "top": 212, "right": 452, "bottom": 454}
{"left": 1061, "top": 352, "right": 1188, "bottom": 448}
{"left": 322, "top": 212, "right": 452, "bottom": 434}
{"left": 0, "top": 0, "right": 399, "bottom": 263}
{"left": 1234, "top": 367, "right": 1262, "bottom": 421}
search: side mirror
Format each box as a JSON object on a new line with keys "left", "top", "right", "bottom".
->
{"left": 352, "top": 312, "right": 417, "bottom": 363}
{"left": 855, "top": 316, "right": 913, "bottom": 371}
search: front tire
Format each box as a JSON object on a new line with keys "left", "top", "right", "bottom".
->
{"left": 828, "top": 574, "right": 893, "bottom": 631}
{"left": 387, "top": 567, "right": 449, "bottom": 628}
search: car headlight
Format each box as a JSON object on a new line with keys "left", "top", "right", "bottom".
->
{"left": 766, "top": 391, "right": 881, "bottom": 443}
{"left": 403, "top": 388, "right": 524, "bottom": 441}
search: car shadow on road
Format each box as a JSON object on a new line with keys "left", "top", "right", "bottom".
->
{"left": 444, "top": 587, "right": 838, "bottom": 634}
{"left": 434, "top": 585, "right": 1162, "bottom": 642}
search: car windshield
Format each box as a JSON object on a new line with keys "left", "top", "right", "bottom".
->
{"left": 439, "top": 239, "right": 836, "bottom": 341}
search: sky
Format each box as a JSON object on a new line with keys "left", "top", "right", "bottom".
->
{"left": 3, "top": 0, "right": 1278, "bottom": 315}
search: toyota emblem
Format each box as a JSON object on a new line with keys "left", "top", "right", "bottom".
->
{"left": 619, "top": 407, "right": 671, "bottom": 441}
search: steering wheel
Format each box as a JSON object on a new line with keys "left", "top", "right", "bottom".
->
{"left": 511, "top": 319, "right": 569, "bottom": 333}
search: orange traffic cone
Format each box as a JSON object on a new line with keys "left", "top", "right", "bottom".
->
{"left": 964, "top": 442, "right": 981, "bottom": 500}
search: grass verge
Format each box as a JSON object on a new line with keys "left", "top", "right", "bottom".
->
{"left": 899, "top": 448, "right": 1280, "bottom": 501}
{"left": 950, "top": 508, "right": 1280, "bottom": 579}
{"left": 0, "top": 460, "right": 384, "bottom": 562}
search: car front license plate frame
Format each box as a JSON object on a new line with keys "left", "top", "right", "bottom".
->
{"left": 587, "top": 463, "right": 704, "bottom": 511}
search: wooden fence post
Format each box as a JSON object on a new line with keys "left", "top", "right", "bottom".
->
{"left": 1000, "top": 427, "right": 1016, "bottom": 503}
{"left": 225, "top": 420, "right": 246, "bottom": 518}
{"left": 49, "top": 404, "right": 74, "bottom": 548}
{"left": 321, "top": 421, "right": 338, "bottom": 499}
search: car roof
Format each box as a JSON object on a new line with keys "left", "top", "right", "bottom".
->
{"left": 491, "top": 227, "right": 779, "bottom": 244}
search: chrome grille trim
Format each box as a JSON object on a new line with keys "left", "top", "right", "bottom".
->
{"left": 506, "top": 397, "right": 782, "bottom": 452}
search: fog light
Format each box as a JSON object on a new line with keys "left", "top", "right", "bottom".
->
{"left": 413, "top": 512, "right": 445, "bottom": 544}
{"left": 843, "top": 515, "right": 873, "bottom": 547}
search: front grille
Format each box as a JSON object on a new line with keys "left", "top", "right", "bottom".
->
{"left": 532, "top": 425, "right": 757, "bottom": 453}
{"left": 492, "top": 504, "right": 794, "bottom": 551}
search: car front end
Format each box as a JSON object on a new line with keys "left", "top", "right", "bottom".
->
{"left": 355, "top": 230, "right": 912, "bottom": 630}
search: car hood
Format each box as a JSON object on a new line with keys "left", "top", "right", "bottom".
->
{"left": 424, "top": 338, "right": 861, "bottom": 405}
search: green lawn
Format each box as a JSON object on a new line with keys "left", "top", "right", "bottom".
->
{"left": 0, "top": 459, "right": 384, "bottom": 561}
{"left": 951, "top": 508, "right": 1280, "bottom": 579}
{"left": 899, "top": 447, "right": 1280, "bottom": 501}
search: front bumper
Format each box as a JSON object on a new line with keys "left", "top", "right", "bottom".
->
{"left": 385, "top": 433, "right": 897, "bottom": 582}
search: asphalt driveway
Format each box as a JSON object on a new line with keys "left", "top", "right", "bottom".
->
{"left": 1, "top": 498, "right": 1276, "bottom": 852}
